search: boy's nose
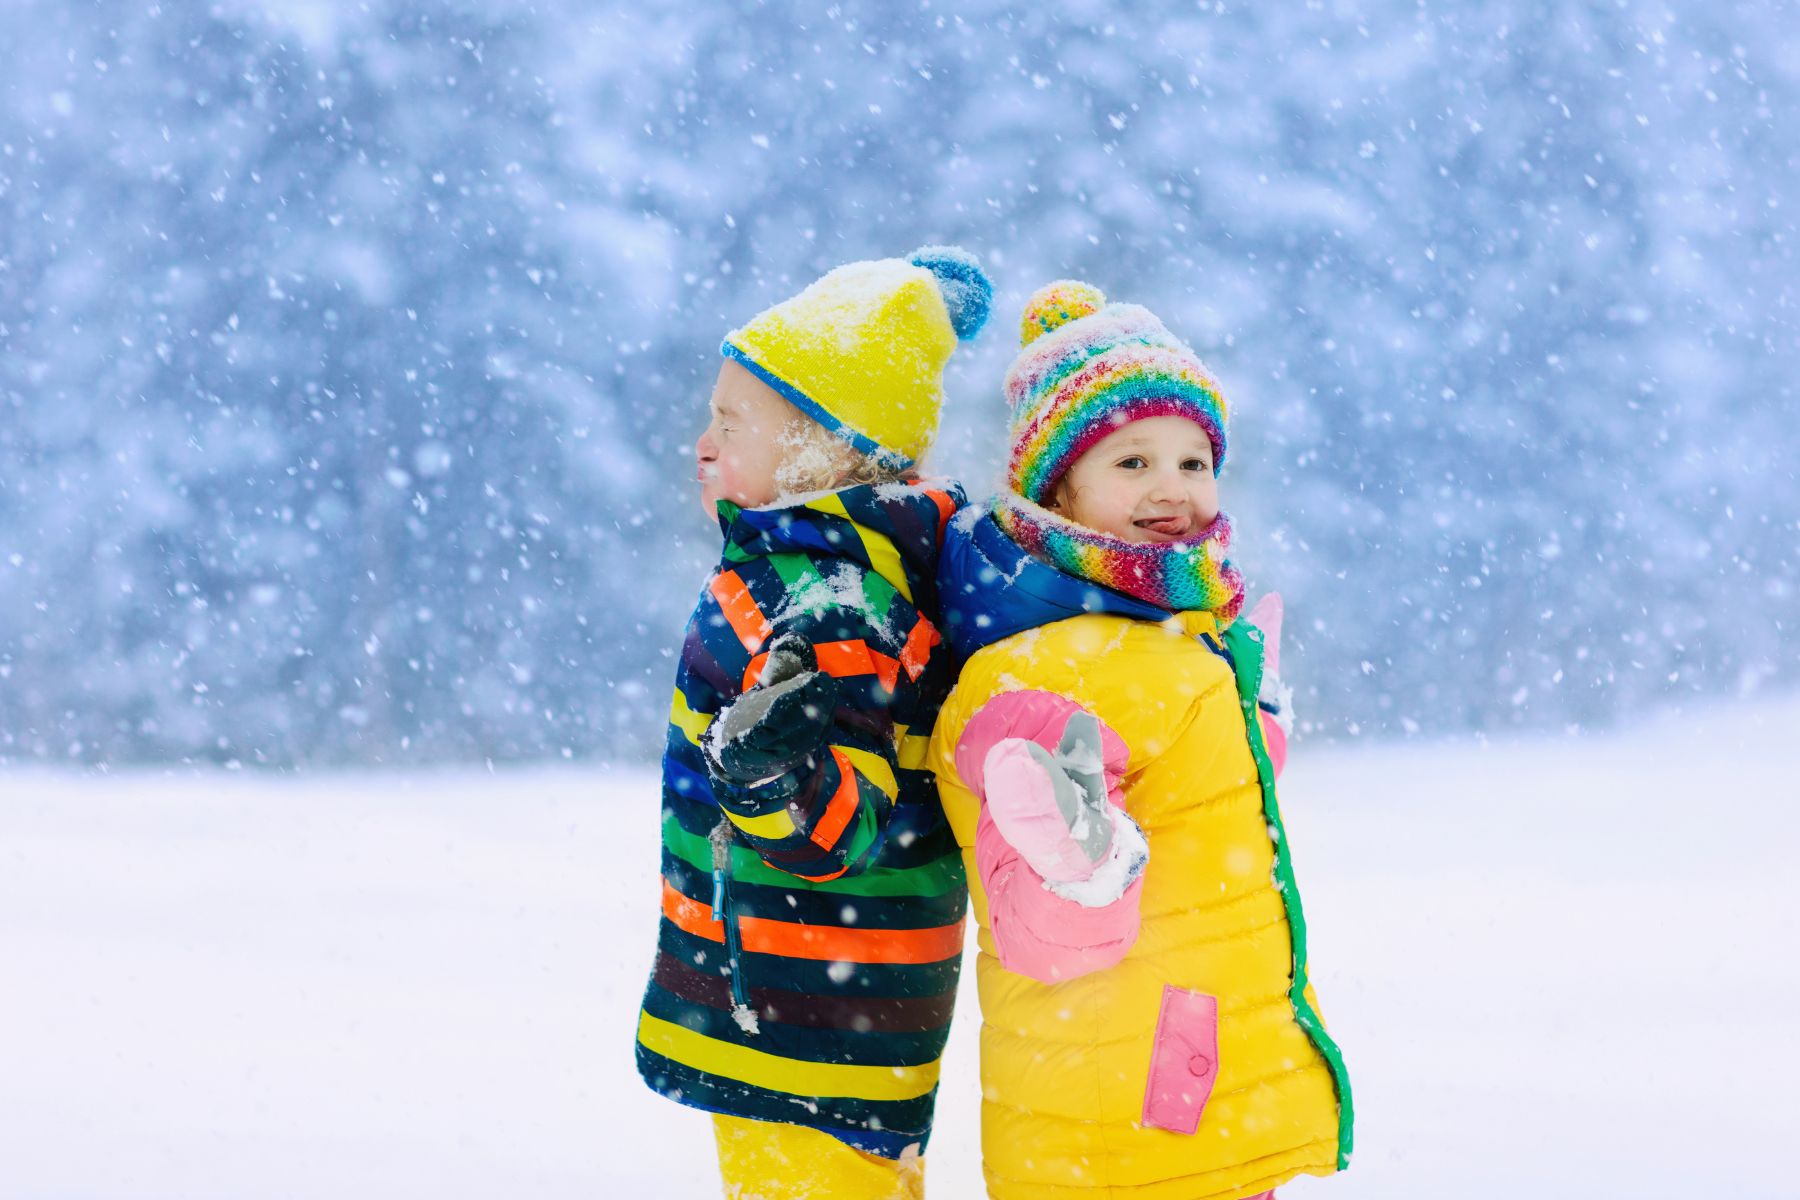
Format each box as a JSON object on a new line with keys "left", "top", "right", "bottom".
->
{"left": 695, "top": 430, "right": 717, "bottom": 461}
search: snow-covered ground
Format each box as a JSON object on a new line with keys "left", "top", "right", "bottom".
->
{"left": 3, "top": 697, "right": 1797, "bottom": 1199}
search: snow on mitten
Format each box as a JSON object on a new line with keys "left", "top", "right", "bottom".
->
{"left": 703, "top": 634, "right": 839, "bottom": 787}
{"left": 983, "top": 709, "right": 1147, "bottom": 900}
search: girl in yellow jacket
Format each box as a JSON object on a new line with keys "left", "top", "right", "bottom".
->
{"left": 928, "top": 281, "right": 1352, "bottom": 1200}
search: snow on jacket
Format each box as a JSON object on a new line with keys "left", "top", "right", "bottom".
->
{"left": 636, "top": 480, "right": 969, "bottom": 1159}
{"left": 926, "top": 506, "right": 1352, "bottom": 1199}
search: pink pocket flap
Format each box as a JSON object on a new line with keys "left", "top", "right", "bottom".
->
{"left": 1142, "top": 985, "right": 1220, "bottom": 1135}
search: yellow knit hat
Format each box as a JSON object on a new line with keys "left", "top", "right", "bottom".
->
{"left": 720, "top": 246, "right": 992, "bottom": 468}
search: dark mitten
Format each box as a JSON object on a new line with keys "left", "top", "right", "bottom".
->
{"left": 704, "top": 635, "right": 840, "bottom": 785}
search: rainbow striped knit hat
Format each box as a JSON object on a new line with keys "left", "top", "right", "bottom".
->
{"left": 1004, "top": 280, "right": 1228, "bottom": 503}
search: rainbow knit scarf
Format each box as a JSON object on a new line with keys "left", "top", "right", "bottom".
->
{"left": 992, "top": 491, "right": 1246, "bottom": 624}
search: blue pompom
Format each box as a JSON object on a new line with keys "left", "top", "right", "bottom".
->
{"left": 910, "top": 244, "right": 993, "bottom": 341}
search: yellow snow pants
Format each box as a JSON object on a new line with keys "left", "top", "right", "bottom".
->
{"left": 713, "top": 1113, "right": 926, "bottom": 1200}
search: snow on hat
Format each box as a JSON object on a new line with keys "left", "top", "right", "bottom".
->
{"left": 1003, "top": 279, "right": 1228, "bottom": 504}
{"left": 722, "top": 246, "right": 992, "bottom": 469}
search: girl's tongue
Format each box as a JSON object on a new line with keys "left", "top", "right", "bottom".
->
{"left": 1134, "top": 514, "right": 1191, "bottom": 538}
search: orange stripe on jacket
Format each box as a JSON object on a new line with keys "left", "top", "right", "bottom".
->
{"left": 808, "top": 748, "right": 862, "bottom": 851}
{"left": 710, "top": 570, "right": 772, "bottom": 654}
{"left": 661, "top": 879, "right": 962, "bottom": 965}
{"left": 741, "top": 639, "right": 901, "bottom": 694}
{"left": 897, "top": 615, "right": 939, "bottom": 683}
{"left": 817, "top": 640, "right": 901, "bottom": 693}
{"left": 792, "top": 863, "right": 851, "bottom": 884}
{"left": 922, "top": 488, "right": 956, "bottom": 540}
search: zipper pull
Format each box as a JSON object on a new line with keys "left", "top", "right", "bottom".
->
{"left": 709, "top": 817, "right": 759, "bottom": 1033}
{"left": 709, "top": 818, "right": 732, "bottom": 922}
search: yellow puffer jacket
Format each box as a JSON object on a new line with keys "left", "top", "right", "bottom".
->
{"left": 929, "top": 607, "right": 1352, "bottom": 1200}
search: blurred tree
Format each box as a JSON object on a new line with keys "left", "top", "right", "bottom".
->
{"left": 0, "top": 0, "right": 1793, "bottom": 765}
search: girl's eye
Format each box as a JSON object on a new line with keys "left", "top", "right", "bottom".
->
{"left": 1117, "top": 456, "right": 1147, "bottom": 470}
{"left": 1182, "top": 458, "right": 1209, "bottom": 472}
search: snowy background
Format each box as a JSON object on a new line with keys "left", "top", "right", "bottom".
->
{"left": 2, "top": 0, "right": 1795, "bottom": 764}
{"left": 3, "top": 0, "right": 1798, "bottom": 1196}
{"left": 5, "top": 698, "right": 1798, "bottom": 1197}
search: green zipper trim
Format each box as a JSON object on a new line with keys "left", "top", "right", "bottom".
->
{"left": 662, "top": 810, "right": 965, "bottom": 898}
{"left": 1219, "top": 620, "right": 1355, "bottom": 1170}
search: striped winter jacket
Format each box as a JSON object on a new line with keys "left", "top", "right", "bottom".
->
{"left": 636, "top": 479, "right": 970, "bottom": 1159}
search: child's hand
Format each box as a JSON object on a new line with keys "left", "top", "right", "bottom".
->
{"left": 704, "top": 635, "right": 840, "bottom": 786}
{"left": 983, "top": 710, "right": 1144, "bottom": 891}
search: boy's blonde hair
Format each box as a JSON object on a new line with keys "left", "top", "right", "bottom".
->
{"left": 775, "top": 414, "right": 912, "bottom": 496}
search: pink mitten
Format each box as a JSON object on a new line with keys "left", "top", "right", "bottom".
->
{"left": 1246, "top": 592, "right": 1284, "bottom": 678}
{"left": 1245, "top": 593, "right": 1294, "bottom": 778}
{"left": 957, "top": 693, "right": 1147, "bottom": 978}
{"left": 1259, "top": 713, "right": 1289, "bottom": 778}
{"left": 982, "top": 709, "right": 1115, "bottom": 885}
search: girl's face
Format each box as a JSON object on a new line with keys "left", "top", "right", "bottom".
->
{"left": 695, "top": 359, "right": 797, "bottom": 517}
{"left": 1046, "top": 415, "right": 1220, "bottom": 543}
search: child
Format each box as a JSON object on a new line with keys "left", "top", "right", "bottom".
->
{"left": 636, "top": 247, "right": 992, "bottom": 1200}
{"left": 927, "top": 281, "right": 1352, "bottom": 1200}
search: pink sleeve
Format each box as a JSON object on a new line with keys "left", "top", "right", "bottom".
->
{"left": 1258, "top": 710, "right": 1288, "bottom": 779}
{"left": 955, "top": 690, "right": 1143, "bottom": 985}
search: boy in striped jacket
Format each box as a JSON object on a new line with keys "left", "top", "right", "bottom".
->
{"left": 636, "top": 247, "right": 991, "bottom": 1198}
